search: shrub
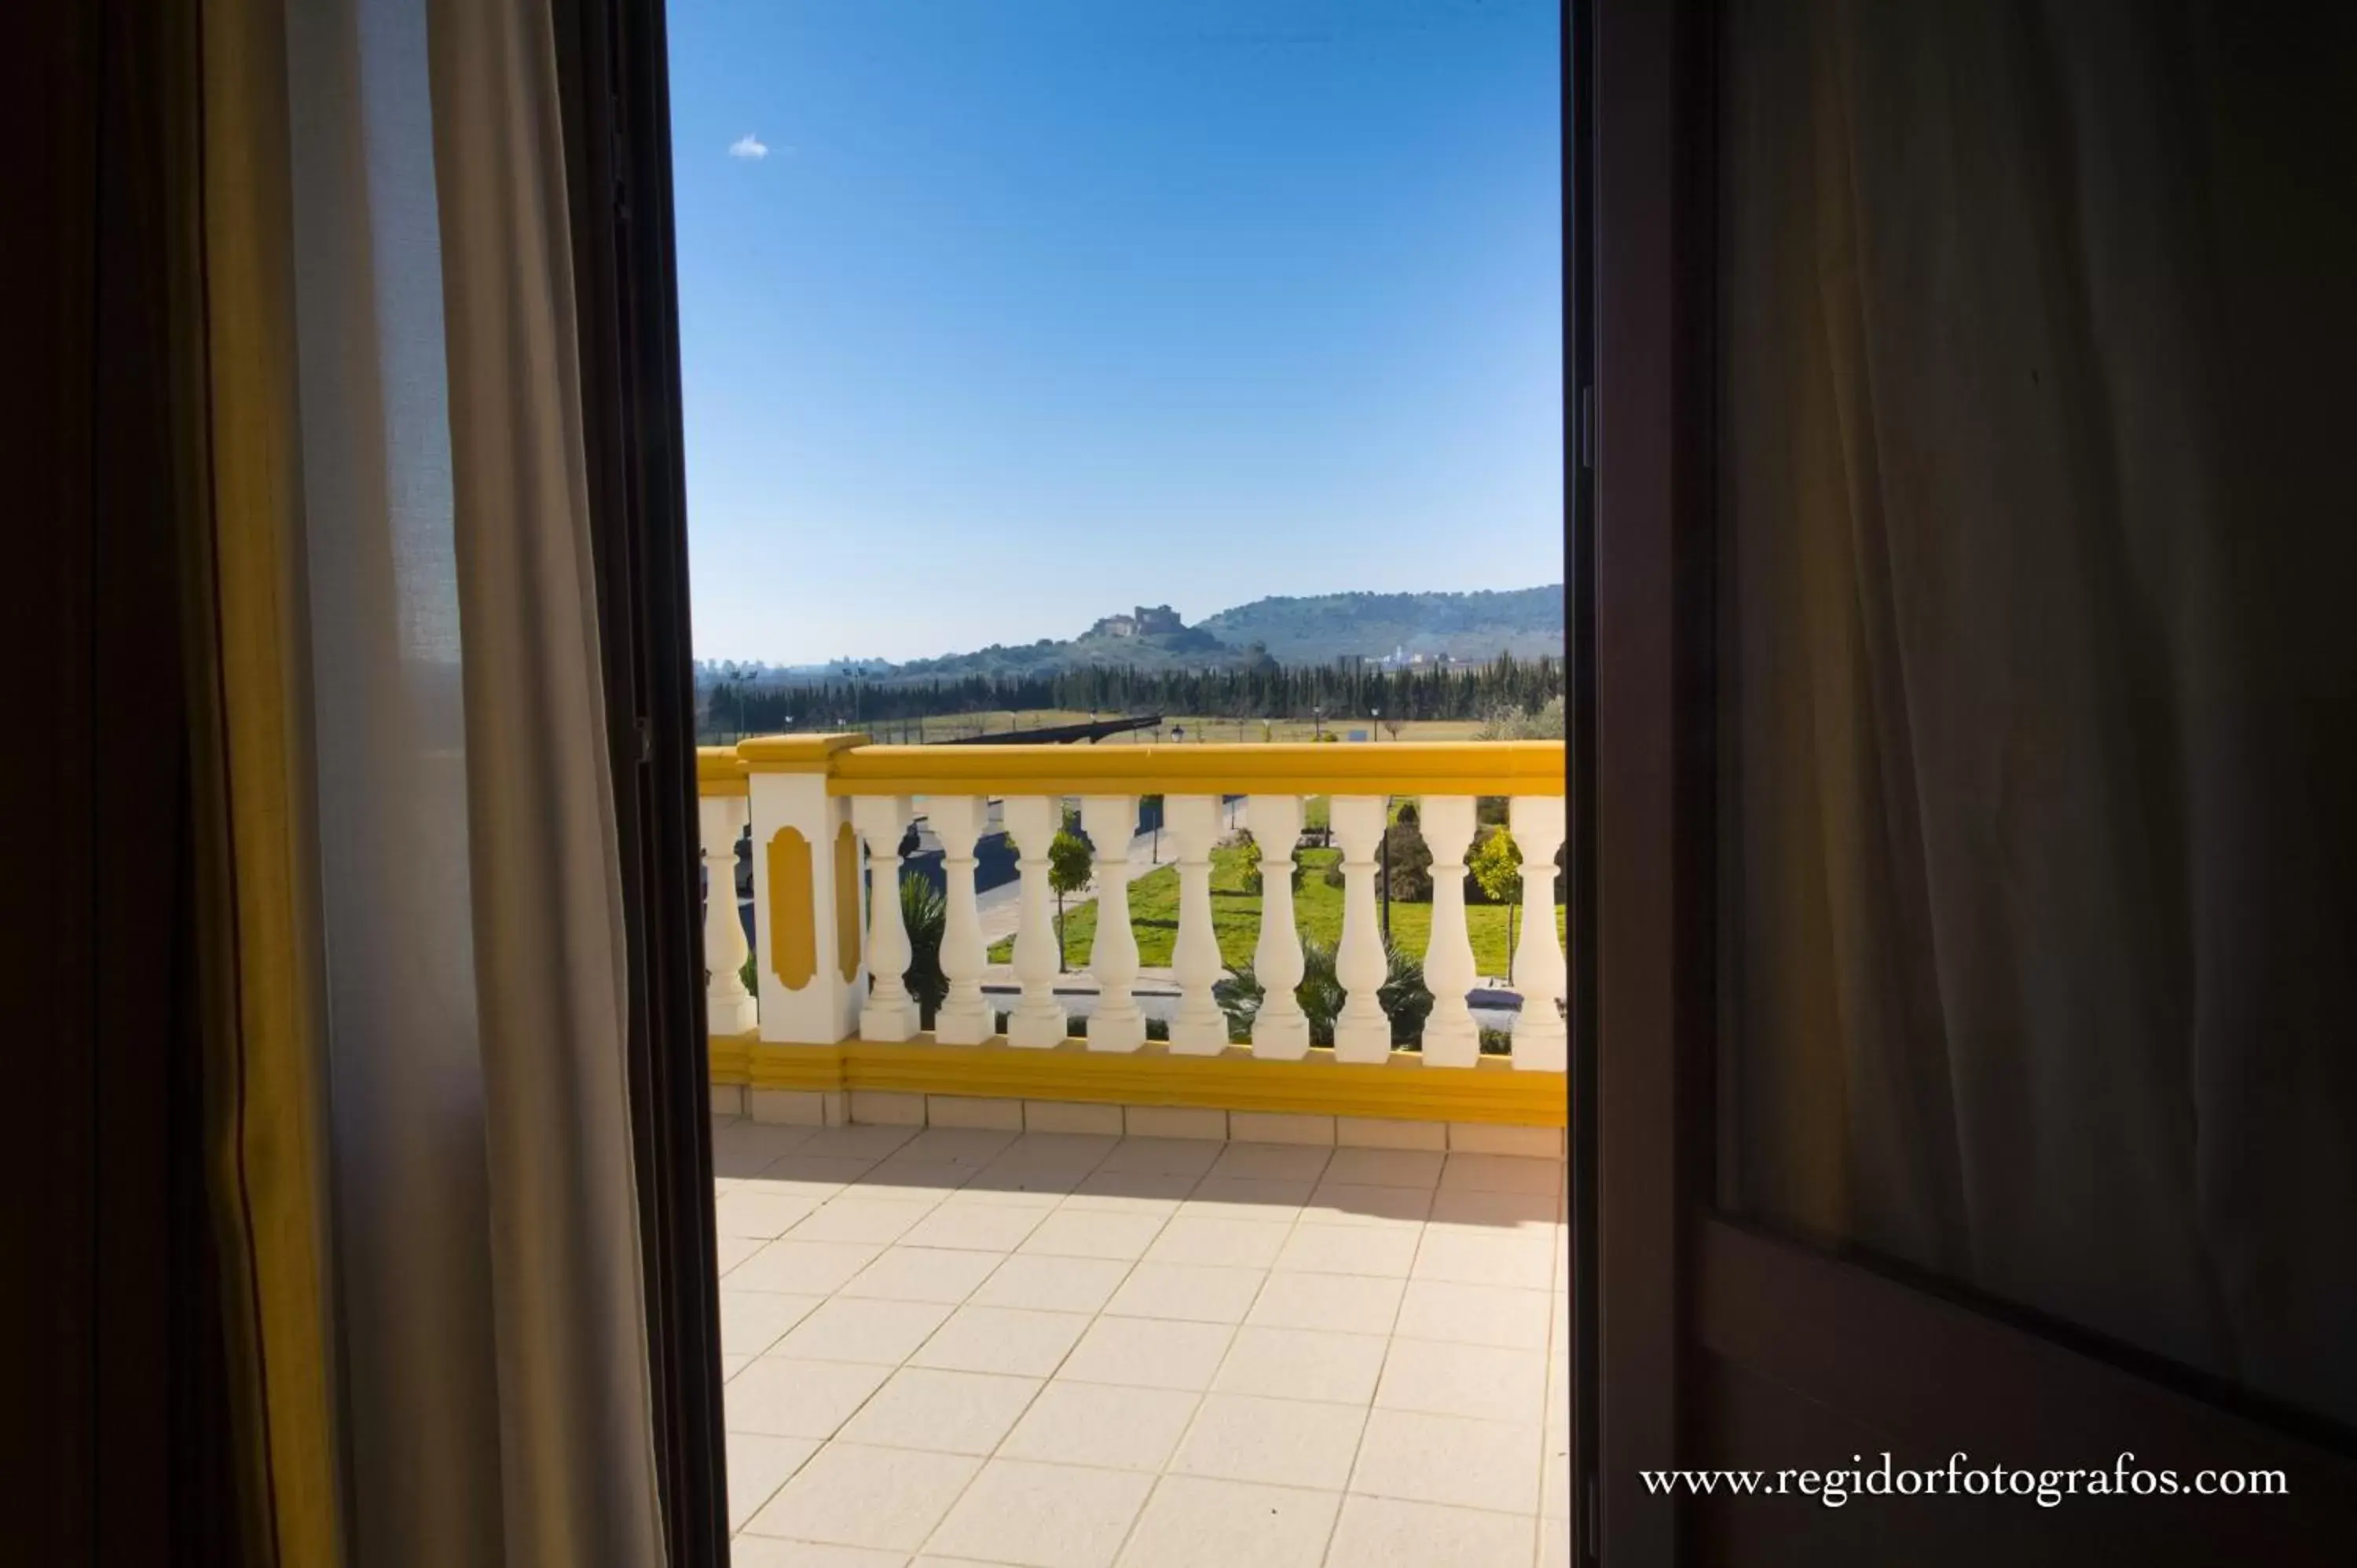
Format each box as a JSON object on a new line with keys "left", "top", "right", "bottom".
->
{"left": 1215, "top": 936, "right": 1432, "bottom": 1049}
{"left": 1226, "top": 828, "right": 1303, "bottom": 895}
{"left": 1383, "top": 819, "right": 1433, "bottom": 901}
{"left": 896, "top": 870, "right": 949, "bottom": 1028}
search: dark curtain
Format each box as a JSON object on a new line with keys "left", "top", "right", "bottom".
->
{"left": 1718, "top": 0, "right": 2357, "bottom": 1429}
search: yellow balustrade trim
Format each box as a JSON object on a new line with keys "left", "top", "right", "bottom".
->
{"left": 695, "top": 746, "right": 748, "bottom": 797}
{"left": 833, "top": 820, "right": 860, "bottom": 981}
{"left": 737, "top": 731, "right": 873, "bottom": 771}
{"left": 709, "top": 1037, "right": 1567, "bottom": 1127}
{"left": 819, "top": 740, "right": 1566, "bottom": 800}
{"left": 766, "top": 827, "right": 816, "bottom": 991}
{"left": 708, "top": 1031, "right": 756, "bottom": 1083}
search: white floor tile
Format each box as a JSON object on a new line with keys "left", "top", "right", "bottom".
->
{"left": 1391, "top": 1280, "right": 1554, "bottom": 1351}
{"left": 1019, "top": 1209, "right": 1168, "bottom": 1262}
{"left": 1058, "top": 1316, "right": 1234, "bottom": 1392}
{"left": 1095, "top": 1138, "right": 1223, "bottom": 1177}
{"left": 999, "top": 1381, "right": 1200, "bottom": 1473}
{"left": 1169, "top": 1393, "right": 1366, "bottom": 1491}
{"left": 772, "top": 1297, "right": 956, "bottom": 1366}
{"left": 726, "top": 1432, "right": 819, "bottom": 1532}
{"left": 1104, "top": 1263, "right": 1267, "bottom": 1325}
{"left": 899, "top": 1203, "right": 1049, "bottom": 1252}
{"left": 834, "top": 1366, "right": 1043, "bottom": 1456}
{"left": 1274, "top": 1225, "right": 1418, "bottom": 1279}
{"left": 1436, "top": 1154, "right": 1561, "bottom": 1196}
{"left": 728, "top": 1535, "right": 909, "bottom": 1566}
{"left": 970, "top": 1254, "right": 1134, "bottom": 1315}
{"left": 1245, "top": 1273, "right": 1406, "bottom": 1339}
{"left": 1116, "top": 1475, "right": 1340, "bottom": 1568}
{"left": 1295, "top": 1183, "right": 1431, "bottom": 1229}
{"left": 1215, "top": 1325, "right": 1388, "bottom": 1406}
{"left": 1409, "top": 1231, "right": 1556, "bottom": 1291}
{"left": 1320, "top": 1147, "right": 1444, "bottom": 1189}
{"left": 1375, "top": 1339, "right": 1549, "bottom": 1425}
{"left": 797, "top": 1125, "right": 922, "bottom": 1161}
{"left": 910, "top": 1306, "right": 1092, "bottom": 1377}
{"left": 1347, "top": 1409, "right": 1543, "bottom": 1515}
{"left": 731, "top": 1240, "right": 889, "bottom": 1297}
{"left": 786, "top": 1199, "right": 933, "bottom": 1246}
{"left": 1178, "top": 1178, "right": 1314, "bottom": 1222}
{"left": 1322, "top": 1495, "right": 1534, "bottom": 1568}
{"left": 899, "top": 1127, "right": 1021, "bottom": 1167}
{"left": 714, "top": 1191, "right": 820, "bottom": 1240}
{"left": 1425, "top": 1188, "right": 1560, "bottom": 1232}
{"left": 923, "top": 1457, "right": 1153, "bottom": 1568}
{"left": 1208, "top": 1143, "right": 1332, "bottom": 1183}
{"left": 725, "top": 1357, "right": 894, "bottom": 1440}
{"left": 720, "top": 1290, "right": 826, "bottom": 1357}
{"left": 1143, "top": 1217, "right": 1290, "bottom": 1269}
{"left": 1061, "top": 1172, "right": 1200, "bottom": 1213}
{"left": 743, "top": 1442, "right": 979, "bottom": 1552}
{"left": 838, "top": 1247, "right": 1004, "bottom": 1305}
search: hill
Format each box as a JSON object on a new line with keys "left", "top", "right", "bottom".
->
{"left": 830, "top": 584, "right": 1563, "bottom": 686}
{"left": 1196, "top": 586, "right": 1563, "bottom": 664}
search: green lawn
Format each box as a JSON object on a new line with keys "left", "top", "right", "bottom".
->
{"left": 989, "top": 841, "right": 1567, "bottom": 977}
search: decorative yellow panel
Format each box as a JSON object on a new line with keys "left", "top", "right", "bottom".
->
{"left": 834, "top": 819, "right": 860, "bottom": 982}
{"left": 767, "top": 826, "right": 816, "bottom": 991}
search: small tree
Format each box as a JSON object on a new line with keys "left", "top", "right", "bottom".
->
{"left": 899, "top": 870, "right": 948, "bottom": 1026}
{"left": 1468, "top": 826, "right": 1524, "bottom": 980}
{"left": 1047, "top": 806, "right": 1091, "bottom": 973}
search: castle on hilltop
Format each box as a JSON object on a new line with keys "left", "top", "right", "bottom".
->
{"left": 1088, "top": 603, "right": 1184, "bottom": 639}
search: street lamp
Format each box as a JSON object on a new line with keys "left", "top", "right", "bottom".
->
{"left": 1369, "top": 706, "right": 1380, "bottom": 742}
{"left": 1313, "top": 705, "right": 1324, "bottom": 742}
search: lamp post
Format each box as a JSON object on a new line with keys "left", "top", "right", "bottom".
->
{"left": 1313, "top": 705, "right": 1324, "bottom": 742}
{"left": 1369, "top": 705, "right": 1380, "bottom": 742}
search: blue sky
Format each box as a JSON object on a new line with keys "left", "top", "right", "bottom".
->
{"left": 667, "top": 0, "right": 1563, "bottom": 665}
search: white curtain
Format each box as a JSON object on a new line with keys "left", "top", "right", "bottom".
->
{"left": 280, "top": 0, "right": 666, "bottom": 1559}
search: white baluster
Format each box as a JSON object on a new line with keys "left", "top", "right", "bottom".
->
{"left": 930, "top": 795, "right": 990, "bottom": 1044}
{"left": 700, "top": 792, "right": 757, "bottom": 1035}
{"left": 1508, "top": 796, "right": 1568, "bottom": 1071}
{"left": 1417, "top": 797, "right": 1479, "bottom": 1066}
{"left": 852, "top": 794, "right": 920, "bottom": 1042}
{"left": 1166, "top": 795, "right": 1226, "bottom": 1055}
{"left": 1329, "top": 796, "right": 1392, "bottom": 1063}
{"left": 999, "top": 796, "right": 1067, "bottom": 1047}
{"left": 1247, "top": 795, "right": 1309, "bottom": 1059}
{"left": 1080, "top": 795, "right": 1145, "bottom": 1052}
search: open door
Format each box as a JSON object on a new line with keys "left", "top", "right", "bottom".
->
{"left": 1586, "top": 1, "right": 2357, "bottom": 1563}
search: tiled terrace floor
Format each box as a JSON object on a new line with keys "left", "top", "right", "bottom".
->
{"left": 711, "top": 1116, "right": 1571, "bottom": 1568}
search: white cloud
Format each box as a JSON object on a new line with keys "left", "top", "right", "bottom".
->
{"left": 728, "top": 134, "right": 770, "bottom": 160}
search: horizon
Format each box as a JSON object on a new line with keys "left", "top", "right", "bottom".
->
{"left": 695, "top": 578, "right": 1569, "bottom": 672}
{"left": 668, "top": 1, "right": 1564, "bottom": 665}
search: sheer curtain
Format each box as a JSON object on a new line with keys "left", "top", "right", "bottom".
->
{"left": 211, "top": 0, "right": 673, "bottom": 1558}
{"left": 1717, "top": 0, "right": 2357, "bottom": 1428}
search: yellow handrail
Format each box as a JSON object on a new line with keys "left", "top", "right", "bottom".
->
{"left": 701, "top": 735, "right": 1564, "bottom": 799}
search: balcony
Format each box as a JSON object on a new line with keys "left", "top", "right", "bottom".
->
{"left": 699, "top": 736, "right": 1570, "bottom": 1566}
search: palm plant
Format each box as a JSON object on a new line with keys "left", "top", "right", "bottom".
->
{"left": 897, "top": 869, "right": 950, "bottom": 1028}
{"left": 1215, "top": 936, "right": 1432, "bottom": 1048}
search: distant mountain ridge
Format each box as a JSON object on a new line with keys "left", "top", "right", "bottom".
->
{"left": 1196, "top": 586, "right": 1564, "bottom": 665}
{"left": 853, "top": 584, "right": 1563, "bottom": 685}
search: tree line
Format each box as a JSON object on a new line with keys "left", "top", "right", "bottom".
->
{"left": 702, "top": 652, "right": 1564, "bottom": 736}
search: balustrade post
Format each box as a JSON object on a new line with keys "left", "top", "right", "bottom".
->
{"left": 1080, "top": 795, "right": 1146, "bottom": 1052}
{"left": 1166, "top": 795, "right": 1226, "bottom": 1054}
{"left": 1329, "top": 796, "right": 1393, "bottom": 1063}
{"left": 1508, "top": 795, "right": 1568, "bottom": 1071}
{"left": 1246, "top": 795, "right": 1309, "bottom": 1059}
{"left": 1418, "top": 796, "right": 1480, "bottom": 1066}
{"left": 852, "top": 793, "right": 922, "bottom": 1042}
{"left": 1000, "top": 796, "right": 1068, "bottom": 1047}
{"left": 929, "top": 795, "right": 991, "bottom": 1044}
{"left": 698, "top": 789, "right": 757, "bottom": 1036}
{"left": 739, "top": 735, "right": 871, "bottom": 1058}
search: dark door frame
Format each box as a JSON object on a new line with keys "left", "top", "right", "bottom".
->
{"left": 1585, "top": 2, "right": 2357, "bottom": 1564}
{"left": 552, "top": 0, "right": 731, "bottom": 1560}
{"left": 1585, "top": 0, "right": 1714, "bottom": 1559}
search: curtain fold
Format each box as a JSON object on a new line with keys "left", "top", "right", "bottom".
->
{"left": 195, "top": 0, "right": 668, "bottom": 1559}
{"left": 1720, "top": 0, "right": 2357, "bottom": 1427}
